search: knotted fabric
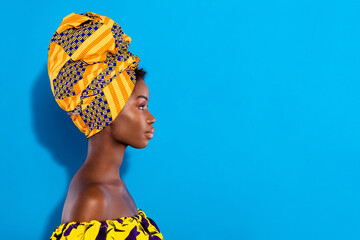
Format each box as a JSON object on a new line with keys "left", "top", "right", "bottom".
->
{"left": 47, "top": 12, "right": 140, "bottom": 138}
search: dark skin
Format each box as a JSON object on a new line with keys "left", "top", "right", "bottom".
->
{"left": 61, "top": 79, "right": 155, "bottom": 223}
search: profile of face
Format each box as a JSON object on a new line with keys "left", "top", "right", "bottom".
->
{"left": 109, "top": 79, "right": 156, "bottom": 148}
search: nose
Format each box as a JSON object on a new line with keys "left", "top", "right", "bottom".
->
{"left": 147, "top": 111, "right": 155, "bottom": 124}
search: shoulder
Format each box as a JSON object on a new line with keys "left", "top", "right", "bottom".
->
{"left": 65, "top": 183, "right": 110, "bottom": 222}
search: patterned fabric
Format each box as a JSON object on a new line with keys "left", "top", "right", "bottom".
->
{"left": 50, "top": 209, "right": 164, "bottom": 240}
{"left": 48, "top": 12, "right": 140, "bottom": 138}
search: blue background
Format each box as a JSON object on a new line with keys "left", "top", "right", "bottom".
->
{"left": 1, "top": 0, "right": 360, "bottom": 239}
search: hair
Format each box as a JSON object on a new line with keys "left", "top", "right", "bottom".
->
{"left": 135, "top": 68, "right": 147, "bottom": 82}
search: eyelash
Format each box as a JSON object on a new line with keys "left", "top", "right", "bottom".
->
{"left": 138, "top": 105, "right": 148, "bottom": 110}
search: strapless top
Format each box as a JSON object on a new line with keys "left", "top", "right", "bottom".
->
{"left": 50, "top": 208, "right": 164, "bottom": 240}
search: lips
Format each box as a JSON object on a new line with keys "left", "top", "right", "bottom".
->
{"left": 145, "top": 128, "right": 155, "bottom": 139}
{"left": 146, "top": 128, "right": 155, "bottom": 134}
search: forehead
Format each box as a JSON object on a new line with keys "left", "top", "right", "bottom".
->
{"left": 132, "top": 80, "right": 149, "bottom": 97}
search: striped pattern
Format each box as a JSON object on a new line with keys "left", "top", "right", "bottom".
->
{"left": 48, "top": 12, "right": 140, "bottom": 138}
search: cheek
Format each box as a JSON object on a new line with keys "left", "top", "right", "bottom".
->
{"left": 115, "top": 110, "right": 146, "bottom": 138}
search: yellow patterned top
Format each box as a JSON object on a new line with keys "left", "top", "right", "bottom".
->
{"left": 50, "top": 209, "right": 164, "bottom": 240}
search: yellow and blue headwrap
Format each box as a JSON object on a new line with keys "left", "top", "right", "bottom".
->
{"left": 47, "top": 12, "right": 140, "bottom": 138}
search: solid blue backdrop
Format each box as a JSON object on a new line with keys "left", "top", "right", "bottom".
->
{"left": 1, "top": 0, "right": 360, "bottom": 239}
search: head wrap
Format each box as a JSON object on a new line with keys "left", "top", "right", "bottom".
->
{"left": 47, "top": 12, "right": 140, "bottom": 138}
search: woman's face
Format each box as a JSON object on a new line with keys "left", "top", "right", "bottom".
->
{"left": 109, "top": 79, "right": 156, "bottom": 148}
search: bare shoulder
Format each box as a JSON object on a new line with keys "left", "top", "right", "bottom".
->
{"left": 62, "top": 183, "right": 110, "bottom": 223}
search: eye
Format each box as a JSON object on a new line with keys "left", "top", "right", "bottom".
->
{"left": 138, "top": 104, "right": 145, "bottom": 110}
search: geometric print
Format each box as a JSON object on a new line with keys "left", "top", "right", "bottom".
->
{"left": 49, "top": 209, "right": 164, "bottom": 240}
{"left": 83, "top": 58, "right": 117, "bottom": 96}
{"left": 81, "top": 91, "right": 112, "bottom": 133}
{"left": 111, "top": 22, "right": 126, "bottom": 50}
{"left": 53, "top": 59, "right": 88, "bottom": 99}
{"left": 49, "top": 21, "right": 102, "bottom": 56}
{"left": 47, "top": 12, "right": 141, "bottom": 138}
{"left": 127, "top": 69, "right": 137, "bottom": 85}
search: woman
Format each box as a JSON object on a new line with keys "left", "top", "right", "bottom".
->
{"left": 48, "top": 12, "right": 164, "bottom": 240}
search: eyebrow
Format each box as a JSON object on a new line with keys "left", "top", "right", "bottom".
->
{"left": 136, "top": 95, "right": 149, "bottom": 101}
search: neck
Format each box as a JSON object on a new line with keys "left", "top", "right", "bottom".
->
{"left": 81, "top": 128, "right": 127, "bottom": 183}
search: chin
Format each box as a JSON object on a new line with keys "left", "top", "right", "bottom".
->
{"left": 130, "top": 141, "right": 149, "bottom": 149}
